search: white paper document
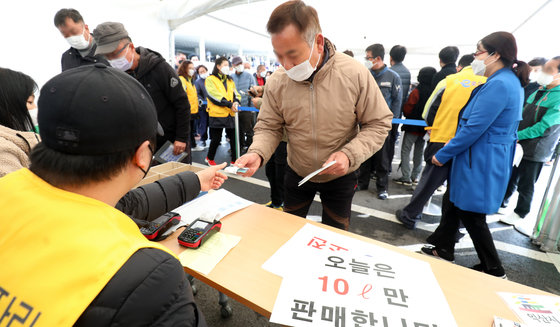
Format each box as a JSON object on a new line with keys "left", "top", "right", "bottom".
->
{"left": 178, "top": 232, "right": 241, "bottom": 275}
{"left": 298, "top": 161, "right": 336, "bottom": 187}
{"left": 498, "top": 292, "right": 560, "bottom": 327}
{"left": 169, "top": 189, "right": 253, "bottom": 232}
{"left": 265, "top": 224, "right": 458, "bottom": 327}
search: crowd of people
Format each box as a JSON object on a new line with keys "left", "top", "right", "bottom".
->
{"left": 1, "top": 0, "right": 559, "bottom": 326}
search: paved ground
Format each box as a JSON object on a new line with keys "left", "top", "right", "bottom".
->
{"left": 182, "top": 136, "right": 560, "bottom": 327}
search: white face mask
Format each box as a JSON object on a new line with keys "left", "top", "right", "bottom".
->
{"left": 529, "top": 71, "right": 540, "bottom": 82}
{"left": 65, "top": 27, "right": 90, "bottom": 50}
{"left": 260, "top": 71, "right": 267, "bottom": 78}
{"left": 28, "top": 108, "right": 38, "bottom": 129}
{"left": 284, "top": 37, "right": 319, "bottom": 82}
{"left": 188, "top": 69, "right": 195, "bottom": 76}
{"left": 200, "top": 72, "right": 209, "bottom": 79}
{"left": 220, "top": 66, "right": 230, "bottom": 76}
{"left": 108, "top": 46, "right": 133, "bottom": 71}
{"left": 471, "top": 52, "right": 495, "bottom": 76}
{"left": 364, "top": 60, "right": 374, "bottom": 70}
{"left": 536, "top": 72, "right": 557, "bottom": 87}
{"left": 235, "top": 65, "right": 244, "bottom": 73}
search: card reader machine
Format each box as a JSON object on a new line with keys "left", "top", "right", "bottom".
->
{"left": 177, "top": 218, "right": 222, "bottom": 248}
{"left": 140, "top": 212, "right": 181, "bottom": 240}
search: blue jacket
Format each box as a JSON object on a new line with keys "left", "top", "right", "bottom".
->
{"left": 435, "top": 68, "right": 523, "bottom": 214}
{"left": 371, "top": 66, "right": 403, "bottom": 118}
{"left": 231, "top": 71, "right": 256, "bottom": 107}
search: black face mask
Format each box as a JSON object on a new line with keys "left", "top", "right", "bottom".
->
{"left": 138, "top": 144, "right": 154, "bottom": 178}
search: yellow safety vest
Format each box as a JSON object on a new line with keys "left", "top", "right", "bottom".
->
{"left": 0, "top": 169, "right": 177, "bottom": 327}
{"left": 427, "top": 67, "right": 487, "bottom": 143}
{"left": 205, "top": 75, "right": 235, "bottom": 118}
{"left": 179, "top": 75, "right": 199, "bottom": 115}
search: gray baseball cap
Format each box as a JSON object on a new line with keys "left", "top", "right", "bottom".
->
{"left": 93, "top": 22, "right": 130, "bottom": 55}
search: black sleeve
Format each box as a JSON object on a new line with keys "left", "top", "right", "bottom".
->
{"left": 74, "top": 248, "right": 207, "bottom": 327}
{"left": 116, "top": 171, "right": 201, "bottom": 221}
{"left": 207, "top": 96, "right": 234, "bottom": 109}
{"left": 160, "top": 63, "right": 190, "bottom": 143}
{"left": 426, "top": 92, "right": 443, "bottom": 127}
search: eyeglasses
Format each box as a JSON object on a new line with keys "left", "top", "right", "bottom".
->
{"left": 364, "top": 56, "right": 375, "bottom": 60}
{"left": 473, "top": 50, "right": 487, "bottom": 58}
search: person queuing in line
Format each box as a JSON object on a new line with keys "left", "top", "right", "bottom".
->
{"left": 0, "top": 68, "right": 40, "bottom": 177}
{"left": 393, "top": 67, "right": 436, "bottom": 186}
{"left": 54, "top": 8, "right": 108, "bottom": 71}
{"left": 390, "top": 45, "right": 411, "bottom": 113}
{"left": 195, "top": 65, "right": 210, "bottom": 147}
{"left": 431, "top": 46, "right": 460, "bottom": 90}
{"left": 178, "top": 60, "right": 205, "bottom": 154}
{"left": 395, "top": 54, "right": 486, "bottom": 230}
{"left": 422, "top": 31, "right": 529, "bottom": 279}
{"left": 0, "top": 64, "right": 230, "bottom": 327}
{"left": 236, "top": 0, "right": 393, "bottom": 231}
{"left": 251, "top": 85, "right": 288, "bottom": 211}
{"left": 254, "top": 64, "right": 267, "bottom": 86}
{"left": 231, "top": 56, "right": 257, "bottom": 153}
{"left": 93, "top": 22, "right": 190, "bottom": 156}
{"left": 357, "top": 43, "right": 402, "bottom": 200}
{"left": 524, "top": 57, "right": 547, "bottom": 103}
{"left": 205, "top": 57, "right": 241, "bottom": 166}
{"left": 500, "top": 57, "right": 560, "bottom": 226}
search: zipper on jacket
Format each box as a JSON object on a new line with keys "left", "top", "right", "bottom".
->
{"left": 468, "top": 147, "right": 472, "bottom": 169}
{"left": 310, "top": 83, "right": 318, "bottom": 166}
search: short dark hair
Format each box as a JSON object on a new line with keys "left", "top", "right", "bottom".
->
{"left": 266, "top": 0, "right": 321, "bottom": 46}
{"left": 528, "top": 57, "right": 547, "bottom": 67}
{"left": 30, "top": 143, "right": 134, "bottom": 187}
{"left": 458, "top": 54, "right": 474, "bottom": 68}
{"left": 390, "top": 45, "right": 406, "bottom": 63}
{"left": 54, "top": 8, "right": 83, "bottom": 27}
{"left": 0, "top": 67, "right": 37, "bottom": 132}
{"left": 196, "top": 64, "right": 208, "bottom": 75}
{"left": 342, "top": 50, "right": 354, "bottom": 58}
{"left": 366, "top": 44, "right": 385, "bottom": 61}
{"left": 439, "top": 46, "right": 459, "bottom": 65}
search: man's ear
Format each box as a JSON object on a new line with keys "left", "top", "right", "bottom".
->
{"left": 133, "top": 140, "right": 152, "bottom": 170}
{"left": 316, "top": 33, "right": 325, "bottom": 54}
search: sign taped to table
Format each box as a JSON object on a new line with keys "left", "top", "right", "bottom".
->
{"left": 266, "top": 224, "right": 458, "bottom": 327}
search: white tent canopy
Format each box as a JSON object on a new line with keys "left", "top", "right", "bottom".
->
{"left": 0, "top": 0, "right": 557, "bottom": 88}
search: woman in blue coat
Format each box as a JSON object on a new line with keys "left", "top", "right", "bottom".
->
{"left": 422, "top": 32, "right": 529, "bottom": 278}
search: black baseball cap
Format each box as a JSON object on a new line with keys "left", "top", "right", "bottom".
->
{"left": 93, "top": 22, "right": 129, "bottom": 55}
{"left": 38, "top": 63, "right": 163, "bottom": 155}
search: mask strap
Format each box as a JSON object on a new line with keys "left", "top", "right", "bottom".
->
{"left": 137, "top": 144, "right": 154, "bottom": 178}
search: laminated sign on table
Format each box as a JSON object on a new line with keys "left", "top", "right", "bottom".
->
{"left": 264, "top": 224, "right": 458, "bottom": 327}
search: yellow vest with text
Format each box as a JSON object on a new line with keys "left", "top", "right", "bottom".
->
{"left": 427, "top": 67, "right": 487, "bottom": 143}
{"left": 179, "top": 75, "right": 199, "bottom": 115}
{"left": 0, "top": 169, "right": 177, "bottom": 327}
{"left": 205, "top": 75, "right": 235, "bottom": 118}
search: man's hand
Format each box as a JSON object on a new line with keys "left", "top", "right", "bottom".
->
{"left": 319, "top": 151, "right": 350, "bottom": 176}
{"left": 432, "top": 155, "right": 443, "bottom": 167}
{"left": 251, "top": 97, "right": 262, "bottom": 109}
{"left": 173, "top": 141, "right": 186, "bottom": 155}
{"left": 235, "top": 152, "right": 262, "bottom": 177}
{"left": 196, "top": 163, "right": 228, "bottom": 191}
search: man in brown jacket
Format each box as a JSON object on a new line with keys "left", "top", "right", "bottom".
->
{"left": 235, "top": 0, "right": 392, "bottom": 230}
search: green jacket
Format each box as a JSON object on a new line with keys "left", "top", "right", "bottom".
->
{"left": 518, "top": 84, "right": 560, "bottom": 162}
